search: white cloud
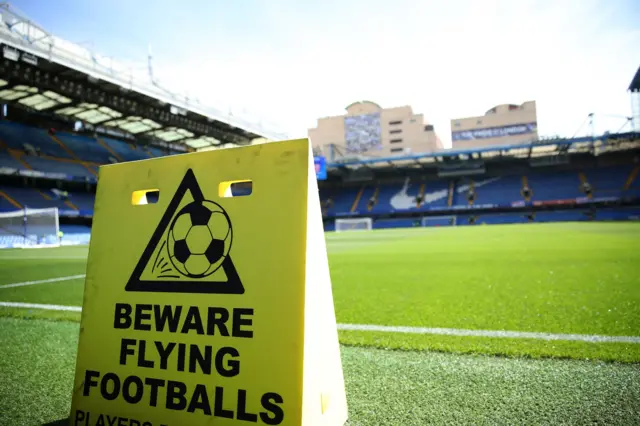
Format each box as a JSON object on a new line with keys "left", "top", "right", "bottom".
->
{"left": 149, "top": 0, "right": 639, "bottom": 148}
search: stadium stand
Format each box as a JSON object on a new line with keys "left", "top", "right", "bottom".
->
{"left": 54, "top": 132, "right": 114, "bottom": 163}
{"left": 22, "top": 156, "right": 95, "bottom": 177}
{"left": 1, "top": 117, "right": 640, "bottom": 240}
{"left": 0, "top": 121, "right": 72, "bottom": 159}
{"left": 320, "top": 164, "right": 640, "bottom": 217}
{"left": 100, "top": 137, "right": 150, "bottom": 161}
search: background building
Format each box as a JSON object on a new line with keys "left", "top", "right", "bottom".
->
{"left": 308, "top": 101, "right": 443, "bottom": 160}
{"left": 450, "top": 101, "right": 538, "bottom": 149}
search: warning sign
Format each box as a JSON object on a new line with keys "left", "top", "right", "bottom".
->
{"left": 70, "top": 139, "right": 348, "bottom": 425}
{"left": 126, "top": 168, "right": 244, "bottom": 294}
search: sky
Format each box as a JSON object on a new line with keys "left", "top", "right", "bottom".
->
{"left": 8, "top": 0, "right": 640, "bottom": 148}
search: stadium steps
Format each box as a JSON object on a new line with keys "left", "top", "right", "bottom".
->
{"left": 1, "top": 134, "right": 33, "bottom": 169}
{"left": 448, "top": 181, "right": 455, "bottom": 207}
{"left": 417, "top": 183, "right": 426, "bottom": 207}
{"left": 625, "top": 166, "right": 640, "bottom": 190}
{"left": 468, "top": 179, "right": 475, "bottom": 205}
{"left": 38, "top": 190, "right": 78, "bottom": 210}
{"left": 367, "top": 187, "right": 380, "bottom": 212}
{"left": 578, "top": 172, "right": 592, "bottom": 199}
{"left": 38, "top": 190, "right": 52, "bottom": 201}
{"left": 97, "top": 137, "right": 124, "bottom": 162}
{"left": 127, "top": 142, "right": 150, "bottom": 159}
{"left": 351, "top": 186, "right": 365, "bottom": 213}
{"left": 26, "top": 153, "right": 99, "bottom": 173}
{"left": 49, "top": 134, "right": 97, "bottom": 176}
{"left": 0, "top": 190, "right": 21, "bottom": 209}
{"left": 7, "top": 149, "right": 33, "bottom": 170}
{"left": 522, "top": 175, "right": 531, "bottom": 201}
{"left": 64, "top": 200, "right": 79, "bottom": 211}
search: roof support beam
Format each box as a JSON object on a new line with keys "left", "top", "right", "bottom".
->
{"left": 0, "top": 59, "right": 251, "bottom": 145}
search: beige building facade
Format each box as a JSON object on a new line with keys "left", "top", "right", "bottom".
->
{"left": 308, "top": 101, "right": 443, "bottom": 159}
{"left": 450, "top": 101, "right": 538, "bottom": 150}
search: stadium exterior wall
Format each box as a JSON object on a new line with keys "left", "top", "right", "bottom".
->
{"left": 309, "top": 101, "right": 443, "bottom": 160}
{"left": 450, "top": 101, "right": 538, "bottom": 149}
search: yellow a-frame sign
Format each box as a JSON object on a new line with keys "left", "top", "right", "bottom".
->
{"left": 70, "top": 139, "right": 348, "bottom": 426}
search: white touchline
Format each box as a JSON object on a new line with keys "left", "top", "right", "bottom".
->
{"left": 0, "top": 301, "right": 81, "bottom": 312}
{"left": 0, "top": 301, "right": 639, "bottom": 344}
{"left": 0, "top": 274, "right": 86, "bottom": 289}
{"left": 337, "top": 324, "right": 640, "bottom": 344}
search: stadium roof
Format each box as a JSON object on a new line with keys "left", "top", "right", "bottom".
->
{"left": 0, "top": 3, "right": 288, "bottom": 150}
{"left": 629, "top": 65, "right": 640, "bottom": 92}
{"left": 327, "top": 131, "right": 640, "bottom": 170}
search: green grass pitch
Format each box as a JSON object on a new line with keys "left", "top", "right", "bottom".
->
{"left": 1, "top": 222, "right": 639, "bottom": 424}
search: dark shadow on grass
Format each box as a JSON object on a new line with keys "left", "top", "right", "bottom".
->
{"left": 42, "top": 419, "right": 68, "bottom": 426}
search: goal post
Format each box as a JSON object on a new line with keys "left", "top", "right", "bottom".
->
{"left": 0, "top": 207, "right": 60, "bottom": 248}
{"left": 421, "top": 215, "right": 457, "bottom": 227}
{"left": 335, "top": 217, "right": 373, "bottom": 232}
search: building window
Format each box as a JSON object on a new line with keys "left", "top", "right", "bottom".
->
{"left": 476, "top": 119, "right": 483, "bottom": 125}
{"left": 424, "top": 124, "right": 434, "bottom": 131}
{"left": 410, "top": 118, "right": 416, "bottom": 123}
{"left": 389, "top": 120, "right": 402, "bottom": 125}
{"left": 390, "top": 147, "right": 403, "bottom": 153}
{"left": 390, "top": 138, "right": 402, "bottom": 144}
{"left": 389, "top": 129, "right": 402, "bottom": 134}
{"left": 454, "top": 122, "right": 461, "bottom": 127}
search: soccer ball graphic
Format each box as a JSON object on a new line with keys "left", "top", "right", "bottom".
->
{"left": 167, "top": 200, "right": 232, "bottom": 278}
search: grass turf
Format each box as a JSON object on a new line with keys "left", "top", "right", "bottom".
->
{"left": 1, "top": 222, "right": 640, "bottom": 424}
{"left": 1, "top": 223, "right": 640, "bottom": 361}
{"left": 328, "top": 223, "right": 640, "bottom": 361}
{"left": 1, "top": 317, "right": 639, "bottom": 425}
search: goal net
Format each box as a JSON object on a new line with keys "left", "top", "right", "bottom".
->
{"left": 335, "top": 217, "right": 373, "bottom": 232}
{"left": 421, "top": 215, "right": 457, "bottom": 227}
{"left": 0, "top": 207, "right": 60, "bottom": 248}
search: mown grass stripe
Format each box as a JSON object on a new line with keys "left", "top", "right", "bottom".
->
{"left": 337, "top": 323, "right": 640, "bottom": 344}
{"left": 2, "top": 301, "right": 638, "bottom": 344}
{"left": 0, "top": 274, "right": 86, "bottom": 289}
{"left": 0, "top": 301, "right": 82, "bottom": 312}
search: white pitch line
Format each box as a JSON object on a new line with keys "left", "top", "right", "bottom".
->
{"left": 0, "top": 301, "right": 81, "bottom": 312}
{"left": 0, "top": 274, "right": 86, "bottom": 289}
{"left": 0, "top": 301, "right": 638, "bottom": 344}
{"left": 337, "top": 323, "right": 640, "bottom": 344}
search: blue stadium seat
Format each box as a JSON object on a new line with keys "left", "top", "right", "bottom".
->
{"left": 326, "top": 187, "right": 360, "bottom": 215}
{"left": 101, "top": 137, "right": 149, "bottom": 161}
{"left": 354, "top": 186, "right": 377, "bottom": 213}
{"left": 148, "top": 146, "right": 167, "bottom": 157}
{"left": 418, "top": 180, "right": 450, "bottom": 210}
{"left": 527, "top": 171, "right": 584, "bottom": 200}
{"left": 22, "top": 157, "right": 95, "bottom": 178}
{"left": 373, "top": 183, "right": 408, "bottom": 213}
{"left": 0, "top": 152, "right": 27, "bottom": 170}
{"left": 55, "top": 132, "right": 113, "bottom": 163}
{"left": 66, "top": 192, "right": 95, "bottom": 212}
{"left": 0, "top": 121, "right": 72, "bottom": 159}
{"left": 467, "top": 175, "right": 523, "bottom": 206}
{"left": 583, "top": 165, "right": 633, "bottom": 196}
{"left": 0, "top": 186, "right": 65, "bottom": 209}
{"left": 0, "top": 192, "right": 17, "bottom": 211}
{"left": 60, "top": 224, "right": 92, "bottom": 234}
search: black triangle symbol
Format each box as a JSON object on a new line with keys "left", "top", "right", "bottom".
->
{"left": 125, "top": 169, "right": 245, "bottom": 294}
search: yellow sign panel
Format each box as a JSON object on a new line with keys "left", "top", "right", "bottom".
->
{"left": 70, "top": 139, "right": 348, "bottom": 426}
